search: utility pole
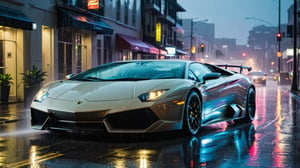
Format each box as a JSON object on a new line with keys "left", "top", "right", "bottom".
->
{"left": 291, "top": 0, "right": 298, "bottom": 91}
{"left": 190, "top": 20, "right": 194, "bottom": 61}
{"left": 277, "top": 0, "right": 281, "bottom": 74}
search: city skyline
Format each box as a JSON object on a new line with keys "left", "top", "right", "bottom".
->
{"left": 178, "top": 0, "right": 293, "bottom": 45}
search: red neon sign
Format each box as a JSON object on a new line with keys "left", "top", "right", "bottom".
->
{"left": 88, "top": 0, "right": 99, "bottom": 9}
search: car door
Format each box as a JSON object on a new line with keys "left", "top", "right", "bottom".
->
{"left": 204, "top": 64, "right": 245, "bottom": 121}
{"left": 189, "top": 63, "right": 230, "bottom": 125}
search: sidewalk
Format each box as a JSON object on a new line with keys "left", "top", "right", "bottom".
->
{"left": 1, "top": 86, "right": 300, "bottom": 124}
{"left": 280, "top": 85, "right": 300, "bottom": 100}
{"left": 0, "top": 102, "right": 30, "bottom": 124}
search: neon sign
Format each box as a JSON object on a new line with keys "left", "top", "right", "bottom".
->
{"left": 88, "top": 0, "right": 99, "bottom": 9}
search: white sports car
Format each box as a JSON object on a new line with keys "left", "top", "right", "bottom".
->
{"left": 31, "top": 60, "right": 255, "bottom": 135}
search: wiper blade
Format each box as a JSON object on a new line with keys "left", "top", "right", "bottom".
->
{"left": 75, "top": 76, "right": 104, "bottom": 81}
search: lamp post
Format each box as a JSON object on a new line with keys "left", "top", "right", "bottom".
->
{"left": 245, "top": 17, "right": 274, "bottom": 26}
{"left": 245, "top": 17, "right": 276, "bottom": 73}
{"left": 189, "top": 18, "right": 208, "bottom": 61}
{"left": 277, "top": 0, "right": 281, "bottom": 75}
{"left": 291, "top": 0, "right": 298, "bottom": 91}
{"left": 246, "top": 13, "right": 282, "bottom": 75}
{"left": 190, "top": 19, "right": 195, "bottom": 61}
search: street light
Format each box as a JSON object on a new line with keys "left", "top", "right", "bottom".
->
{"left": 245, "top": 17, "right": 276, "bottom": 73}
{"left": 277, "top": 0, "right": 282, "bottom": 75}
{"left": 291, "top": 0, "right": 298, "bottom": 91}
{"left": 188, "top": 18, "right": 208, "bottom": 61}
{"left": 189, "top": 18, "right": 198, "bottom": 61}
{"left": 245, "top": 17, "right": 274, "bottom": 26}
{"left": 245, "top": 16, "right": 281, "bottom": 74}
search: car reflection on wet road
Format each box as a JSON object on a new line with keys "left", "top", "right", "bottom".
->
{"left": 0, "top": 80, "right": 300, "bottom": 168}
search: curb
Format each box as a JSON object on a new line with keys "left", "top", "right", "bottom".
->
{"left": 0, "top": 101, "right": 20, "bottom": 105}
{"left": 290, "top": 91, "right": 300, "bottom": 100}
{"left": 0, "top": 118, "right": 20, "bottom": 124}
{"left": 0, "top": 102, "right": 28, "bottom": 124}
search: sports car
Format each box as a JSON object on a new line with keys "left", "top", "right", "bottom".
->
{"left": 31, "top": 60, "right": 256, "bottom": 135}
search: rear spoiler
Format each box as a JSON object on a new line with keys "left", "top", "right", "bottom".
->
{"left": 217, "top": 65, "right": 252, "bottom": 73}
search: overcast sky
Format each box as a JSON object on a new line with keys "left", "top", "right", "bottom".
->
{"left": 177, "top": 0, "right": 293, "bottom": 45}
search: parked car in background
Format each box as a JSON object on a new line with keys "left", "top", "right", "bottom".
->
{"left": 247, "top": 72, "right": 267, "bottom": 86}
{"left": 278, "top": 72, "right": 292, "bottom": 85}
{"left": 30, "top": 60, "right": 256, "bottom": 135}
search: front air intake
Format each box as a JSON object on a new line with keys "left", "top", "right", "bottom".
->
{"left": 105, "top": 108, "right": 159, "bottom": 129}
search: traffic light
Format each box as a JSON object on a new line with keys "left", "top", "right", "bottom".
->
{"left": 276, "top": 33, "right": 282, "bottom": 41}
{"left": 242, "top": 52, "right": 246, "bottom": 57}
{"left": 200, "top": 43, "right": 205, "bottom": 53}
{"left": 286, "top": 25, "right": 293, "bottom": 38}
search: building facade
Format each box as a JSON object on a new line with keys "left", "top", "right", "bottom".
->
{"left": 0, "top": 0, "right": 185, "bottom": 102}
{"left": 178, "top": 19, "right": 216, "bottom": 62}
{"left": 247, "top": 25, "right": 288, "bottom": 74}
{"left": 0, "top": 0, "right": 57, "bottom": 102}
{"left": 142, "top": 0, "right": 187, "bottom": 60}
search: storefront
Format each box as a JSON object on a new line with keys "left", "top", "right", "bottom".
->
{"left": 116, "top": 33, "right": 160, "bottom": 60}
{"left": 56, "top": 6, "right": 113, "bottom": 79}
{"left": 0, "top": 5, "right": 34, "bottom": 102}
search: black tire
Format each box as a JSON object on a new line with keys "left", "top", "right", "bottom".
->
{"left": 244, "top": 87, "right": 256, "bottom": 122}
{"left": 182, "top": 91, "right": 202, "bottom": 135}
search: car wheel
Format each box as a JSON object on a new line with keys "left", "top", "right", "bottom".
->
{"left": 182, "top": 91, "right": 202, "bottom": 135}
{"left": 244, "top": 87, "right": 256, "bottom": 122}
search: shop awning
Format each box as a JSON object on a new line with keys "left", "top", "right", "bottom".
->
{"left": 160, "top": 49, "right": 167, "bottom": 56}
{"left": 286, "top": 58, "right": 294, "bottom": 63}
{"left": 117, "top": 34, "right": 153, "bottom": 53}
{"left": 57, "top": 8, "right": 113, "bottom": 35}
{"left": 0, "top": 5, "right": 34, "bottom": 30}
{"left": 144, "top": 42, "right": 159, "bottom": 55}
{"left": 176, "top": 49, "right": 189, "bottom": 55}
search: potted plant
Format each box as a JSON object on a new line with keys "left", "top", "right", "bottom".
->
{"left": 0, "top": 73, "right": 13, "bottom": 103}
{"left": 20, "top": 66, "right": 47, "bottom": 104}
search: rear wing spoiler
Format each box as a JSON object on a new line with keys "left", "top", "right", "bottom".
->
{"left": 217, "top": 65, "right": 252, "bottom": 73}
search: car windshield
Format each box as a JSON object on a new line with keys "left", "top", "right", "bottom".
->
{"left": 70, "top": 61, "right": 186, "bottom": 81}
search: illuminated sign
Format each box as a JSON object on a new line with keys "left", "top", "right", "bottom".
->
{"left": 191, "top": 46, "right": 196, "bottom": 54}
{"left": 156, "top": 22, "right": 161, "bottom": 42}
{"left": 160, "top": 49, "right": 167, "bottom": 56}
{"left": 88, "top": 0, "right": 100, "bottom": 9}
{"left": 166, "top": 47, "right": 176, "bottom": 56}
{"left": 277, "top": 51, "right": 282, "bottom": 57}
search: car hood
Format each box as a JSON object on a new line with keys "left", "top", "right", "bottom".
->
{"left": 45, "top": 79, "right": 176, "bottom": 101}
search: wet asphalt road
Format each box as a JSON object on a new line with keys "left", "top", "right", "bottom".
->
{"left": 0, "top": 80, "right": 300, "bottom": 168}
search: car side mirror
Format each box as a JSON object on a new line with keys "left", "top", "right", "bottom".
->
{"left": 202, "top": 72, "right": 221, "bottom": 84}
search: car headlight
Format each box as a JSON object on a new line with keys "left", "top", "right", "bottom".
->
{"left": 138, "top": 90, "right": 168, "bottom": 102}
{"left": 34, "top": 90, "right": 49, "bottom": 103}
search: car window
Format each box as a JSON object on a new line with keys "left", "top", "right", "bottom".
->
{"left": 188, "top": 63, "right": 212, "bottom": 81}
{"left": 188, "top": 70, "right": 198, "bottom": 81}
